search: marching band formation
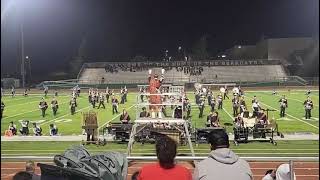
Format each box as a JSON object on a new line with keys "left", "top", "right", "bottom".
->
{"left": 0, "top": 81, "right": 316, "bottom": 137}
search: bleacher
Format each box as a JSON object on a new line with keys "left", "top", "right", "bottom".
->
{"left": 78, "top": 61, "right": 287, "bottom": 84}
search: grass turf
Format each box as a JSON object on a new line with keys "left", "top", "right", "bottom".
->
{"left": 1, "top": 89, "right": 319, "bottom": 135}
{"left": 1, "top": 140, "right": 318, "bottom": 157}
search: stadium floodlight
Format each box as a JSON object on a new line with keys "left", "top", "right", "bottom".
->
{"left": 221, "top": 55, "right": 226, "bottom": 58}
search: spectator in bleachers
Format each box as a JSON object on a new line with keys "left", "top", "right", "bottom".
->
{"left": 138, "top": 135, "right": 192, "bottom": 180}
{"left": 262, "top": 169, "right": 276, "bottom": 180}
{"left": 25, "top": 160, "right": 41, "bottom": 180}
{"left": 262, "top": 163, "right": 296, "bottom": 180}
{"left": 193, "top": 130, "right": 252, "bottom": 180}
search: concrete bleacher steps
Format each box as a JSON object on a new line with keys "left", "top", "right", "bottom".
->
{"left": 78, "top": 65, "right": 287, "bottom": 84}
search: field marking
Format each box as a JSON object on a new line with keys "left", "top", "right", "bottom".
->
{"left": 98, "top": 104, "right": 136, "bottom": 130}
{"left": 273, "top": 93, "right": 319, "bottom": 107}
{"left": 5, "top": 100, "right": 46, "bottom": 108}
{"left": 245, "top": 95, "right": 319, "bottom": 130}
{"left": 222, "top": 107, "right": 234, "bottom": 120}
{"left": 2, "top": 100, "right": 70, "bottom": 120}
{"left": 40, "top": 105, "right": 91, "bottom": 126}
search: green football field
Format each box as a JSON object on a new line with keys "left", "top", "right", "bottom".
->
{"left": 1, "top": 89, "right": 319, "bottom": 135}
{"left": 1, "top": 88, "right": 319, "bottom": 157}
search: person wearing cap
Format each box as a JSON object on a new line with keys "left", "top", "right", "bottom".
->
{"left": 193, "top": 130, "right": 252, "bottom": 180}
{"left": 39, "top": 98, "right": 48, "bottom": 117}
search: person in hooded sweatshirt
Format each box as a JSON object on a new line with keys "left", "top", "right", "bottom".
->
{"left": 193, "top": 130, "right": 252, "bottom": 180}
{"left": 275, "top": 163, "right": 296, "bottom": 180}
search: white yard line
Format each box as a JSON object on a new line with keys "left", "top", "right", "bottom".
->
{"left": 2, "top": 100, "right": 70, "bottom": 120}
{"left": 223, "top": 107, "right": 234, "bottom": 120}
{"left": 6, "top": 100, "right": 45, "bottom": 108}
{"left": 98, "top": 104, "right": 136, "bottom": 130}
{"left": 40, "top": 105, "right": 91, "bottom": 126}
{"left": 245, "top": 95, "right": 319, "bottom": 130}
{"left": 268, "top": 93, "right": 319, "bottom": 107}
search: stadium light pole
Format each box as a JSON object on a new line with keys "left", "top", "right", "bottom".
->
{"left": 2, "top": 0, "right": 27, "bottom": 88}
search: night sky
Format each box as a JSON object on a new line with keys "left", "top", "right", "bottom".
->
{"left": 1, "top": 0, "right": 319, "bottom": 77}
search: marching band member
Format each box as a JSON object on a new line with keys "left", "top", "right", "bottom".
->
{"left": 306, "top": 89, "right": 311, "bottom": 95}
{"left": 140, "top": 107, "right": 150, "bottom": 117}
{"left": 51, "top": 97, "right": 59, "bottom": 116}
{"left": 1, "top": 101, "right": 5, "bottom": 119}
{"left": 120, "top": 109, "right": 131, "bottom": 124}
{"left": 44, "top": 85, "right": 48, "bottom": 97}
{"left": 23, "top": 89, "right": 28, "bottom": 97}
{"left": 112, "top": 96, "right": 119, "bottom": 114}
{"left": 207, "top": 90, "right": 213, "bottom": 106}
{"left": 232, "top": 95, "right": 240, "bottom": 117}
{"left": 54, "top": 89, "right": 58, "bottom": 97}
{"left": 210, "top": 96, "right": 216, "bottom": 112}
{"left": 39, "top": 98, "right": 48, "bottom": 117}
{"left": 239, "top": 96, "right": 247, "bottom": 114}
{"left": 207, "top": 111, "right": 220, "bottom": 127}
{"left": 223, "top": 86, "right": 229, "bottom": 100}
{"left": 32, "top": 123, "right": 42, "bottom": 136}
{"left": 98, "top": 93, "right": 106, "bottom": 109}
{"left": 279, "top": 95, "right": 288, "bottom": 117}
{"left": 234, "top": 113, "right": 244, "bottom": 128}
{"left": 19, "top": 120, "right": 29, "bottom": 135}
{"left": 106, "top": 87, "right": 111, "bottom": 103}
{"left": 11, "top": 86, "right": 15, "bottom": 98}
{"left": 303, "top": 96, "right": 313, "bottom": 119}
{"left": 198, "top": 96, "right": 205, "bottom": 118}
{"left": 70, "top": 97, "right": 77, "bottom": 115}
{"left": 217, "top": 93, "right": 223, "bottom": 110}
{"left": 49, "top": 124, "right": 58, "bottom": 136}
{"left": 258, "top": 109, "right": 268, "bottom": 126}
{"left": 251, "top": 96, "right": 260, "bottom": 118}
{"left": 8, "top": 121, "right": 17, "bottom": 135}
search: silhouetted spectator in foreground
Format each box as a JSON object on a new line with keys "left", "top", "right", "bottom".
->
{"left": 26, "top": 160, "right": 41, "bottom": 180}
{"left": 13, "top": 171, "right": 33, "bottom": 180}
{"left": 138, "top": 135, "right": 192, "bottom": 180}
{"left": 193, "top": 130, "right": 252, "bottom": 180}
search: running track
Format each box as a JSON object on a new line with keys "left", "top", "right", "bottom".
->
{"left": 1, "top": 161, "right": 318, "bottom": 180}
